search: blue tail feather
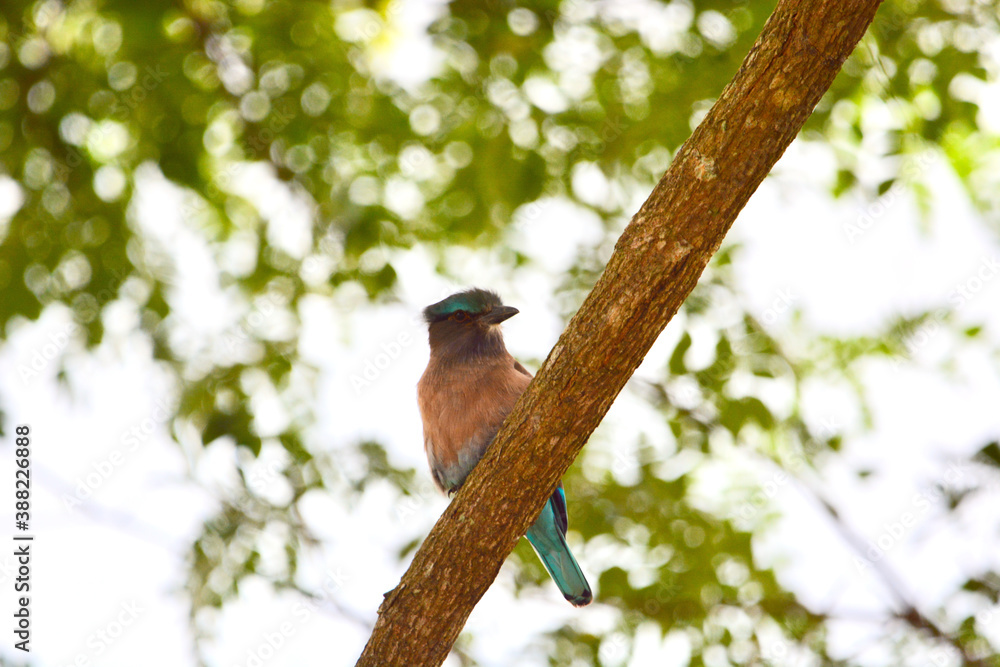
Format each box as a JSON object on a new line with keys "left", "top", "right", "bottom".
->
{"left": 525, "top": 490, "right": 592, "bottom": 606}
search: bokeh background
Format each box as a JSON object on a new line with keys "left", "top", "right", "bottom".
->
{"left": 1, "top": 0, "right": 1000, "bottom": 665}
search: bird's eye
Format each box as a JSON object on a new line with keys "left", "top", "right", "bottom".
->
{"left": 452, "top": 310, "right": 470, "bottom": 322}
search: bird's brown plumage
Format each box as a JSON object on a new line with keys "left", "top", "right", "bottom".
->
{"left": 417, "top": 347, "right": 531, "bottom": 492}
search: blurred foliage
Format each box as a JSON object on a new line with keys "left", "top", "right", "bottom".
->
{"left": 2, "top": 0, "right": 1000, "bottom": 665}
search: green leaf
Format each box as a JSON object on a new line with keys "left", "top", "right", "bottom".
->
{"left": 669, "top": 332, "right": 692, "bottom": 376}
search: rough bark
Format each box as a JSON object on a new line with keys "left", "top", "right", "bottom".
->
{"left": 356, "top": 1, "right": 884, "bottom": 665}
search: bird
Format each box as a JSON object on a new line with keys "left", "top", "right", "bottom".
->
{"left": 417, "top": 288, "right": 592, "bottom": 607}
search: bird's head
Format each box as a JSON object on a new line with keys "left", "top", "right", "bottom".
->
{"left": 423, "top": 288, "right": 518, "bottom": 357}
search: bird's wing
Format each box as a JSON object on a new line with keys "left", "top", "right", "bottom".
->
{"left": 550, "top": 484, "right": 569, "bottom": 536}
{"left": 513, "top": 359, "right": 532, "bottom": 378}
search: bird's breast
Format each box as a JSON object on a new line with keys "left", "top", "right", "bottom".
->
{"left": 417, "top": 357, "right": 531, "bottom": 492}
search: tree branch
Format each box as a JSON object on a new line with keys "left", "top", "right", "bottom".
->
{"left": 356, "top": 1, "right": 885, "bottom": 664}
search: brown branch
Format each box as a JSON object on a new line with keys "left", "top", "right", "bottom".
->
{"left": 356, "top": 1, "right": 885, "bottom": 664}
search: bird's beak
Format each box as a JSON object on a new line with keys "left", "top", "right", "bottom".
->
{"left": 480, "top": 305, "right": 519, "bottom": 325}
